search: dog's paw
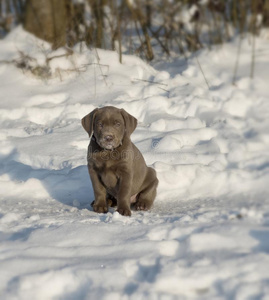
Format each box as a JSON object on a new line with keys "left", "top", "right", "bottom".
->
{"left": 117, "top": 207, "right": 131, "bottom": 216}
{"left": 93, "top": 203, "right": 108, "bottom": 214}
{"left": 135, "top": 201, "right": 151, "bottom": 211}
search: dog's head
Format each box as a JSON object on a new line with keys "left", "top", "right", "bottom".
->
{"left": 82, "top": 106, "right": 137, "bottom": 150}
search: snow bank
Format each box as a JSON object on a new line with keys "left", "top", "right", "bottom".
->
{"left": 0, "top": 27, "right": 269, "bottom": 299}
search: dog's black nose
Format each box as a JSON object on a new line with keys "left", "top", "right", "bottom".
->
{"left": 104, "top": 135, "right": 113, "bottom": 142}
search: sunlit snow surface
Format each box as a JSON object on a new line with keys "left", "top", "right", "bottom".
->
{"left": 0, "top": 27, "right": 269, "bottom": 299}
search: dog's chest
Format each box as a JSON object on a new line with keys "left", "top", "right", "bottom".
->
{"left": 94, "top": 160, "right": 118, "bottom": 189}
{"left": 100, "top": 170, "right": 118, "bottom": 189}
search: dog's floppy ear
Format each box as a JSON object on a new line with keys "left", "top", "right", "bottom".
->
{"left": 81, "top": 108, "right": 99, "bottom": 137}
{"left": 120, "top": 109, "right": 137, "bottom": 136}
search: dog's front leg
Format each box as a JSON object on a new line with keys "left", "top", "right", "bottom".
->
{"left": 88, "top": 166, "right": 108, "bottom": 213}
{"left": 117, "top": 175, "right": 132, "bottom": 216}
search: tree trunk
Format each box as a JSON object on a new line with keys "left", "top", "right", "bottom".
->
{"left": 263, "top": 0, "right": 269, "bottom": 27}
{"left": 88, "top": 0, "right": 105, "bottom": 49}
{"left": 23, "top": 0, "right": 67, "bottom": 49}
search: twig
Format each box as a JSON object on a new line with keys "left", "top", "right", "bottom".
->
{"left": 250, "top": 3, "right": 257, "bottom": 79}
{"left": 232, "top": 35, "right": 243, "bottom": 85}
{"left": 132, "top": 78, "right": 168, "bottom": 86}
{"left": 93, "top": 47, "right": 108, "bottom": 86}
{"left": 148, "top": 26, "right": 170, "bottom": 56}
{"left": 93, "top": 59, "right": 96, "bottom": 98}
{"left": 0, "top": 60, "right": 13, "bottom": 64}
{"left": 250, "top": 33, "right": 256, "bottom": 79}
{"left": 194, "top": 52, "right": 210, "bottom": 90}
{"left": 158, "top": 87, "right": 169, "bottom": 93}
{"left": 83, "top": 63, "right": 109, "bottom": 69}
{"left": 46, "top": 49, "right": 73, "bottom": 62}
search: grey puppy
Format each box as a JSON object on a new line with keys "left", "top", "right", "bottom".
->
{"left": 82, "top": 106, "right": 158, "bottom": 216}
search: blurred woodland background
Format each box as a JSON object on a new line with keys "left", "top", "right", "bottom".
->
{"left": 0, "top": 0, "right": 269, "bottom": 62}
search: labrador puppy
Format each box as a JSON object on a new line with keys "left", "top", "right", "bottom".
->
{"left": 82, "top": 106, "right": 158, "bottom": 216}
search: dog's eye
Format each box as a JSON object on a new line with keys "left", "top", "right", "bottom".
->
{"left": 115, "top": 122, "right": 121, "bottom": 127}
{"left": 97, "top": 122, "right": 103, "bottom": 128}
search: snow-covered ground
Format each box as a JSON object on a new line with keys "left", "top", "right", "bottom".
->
{"left": 0, "top": 27, "right": 269, "bottom": 299}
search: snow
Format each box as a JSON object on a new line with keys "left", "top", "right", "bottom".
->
{"left": 0, "top": 26, "right": 269, "bottom": 299}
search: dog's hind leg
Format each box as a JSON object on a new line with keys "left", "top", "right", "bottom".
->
{"left": 135, "top": 168, "right": 158, "bottom": 211}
